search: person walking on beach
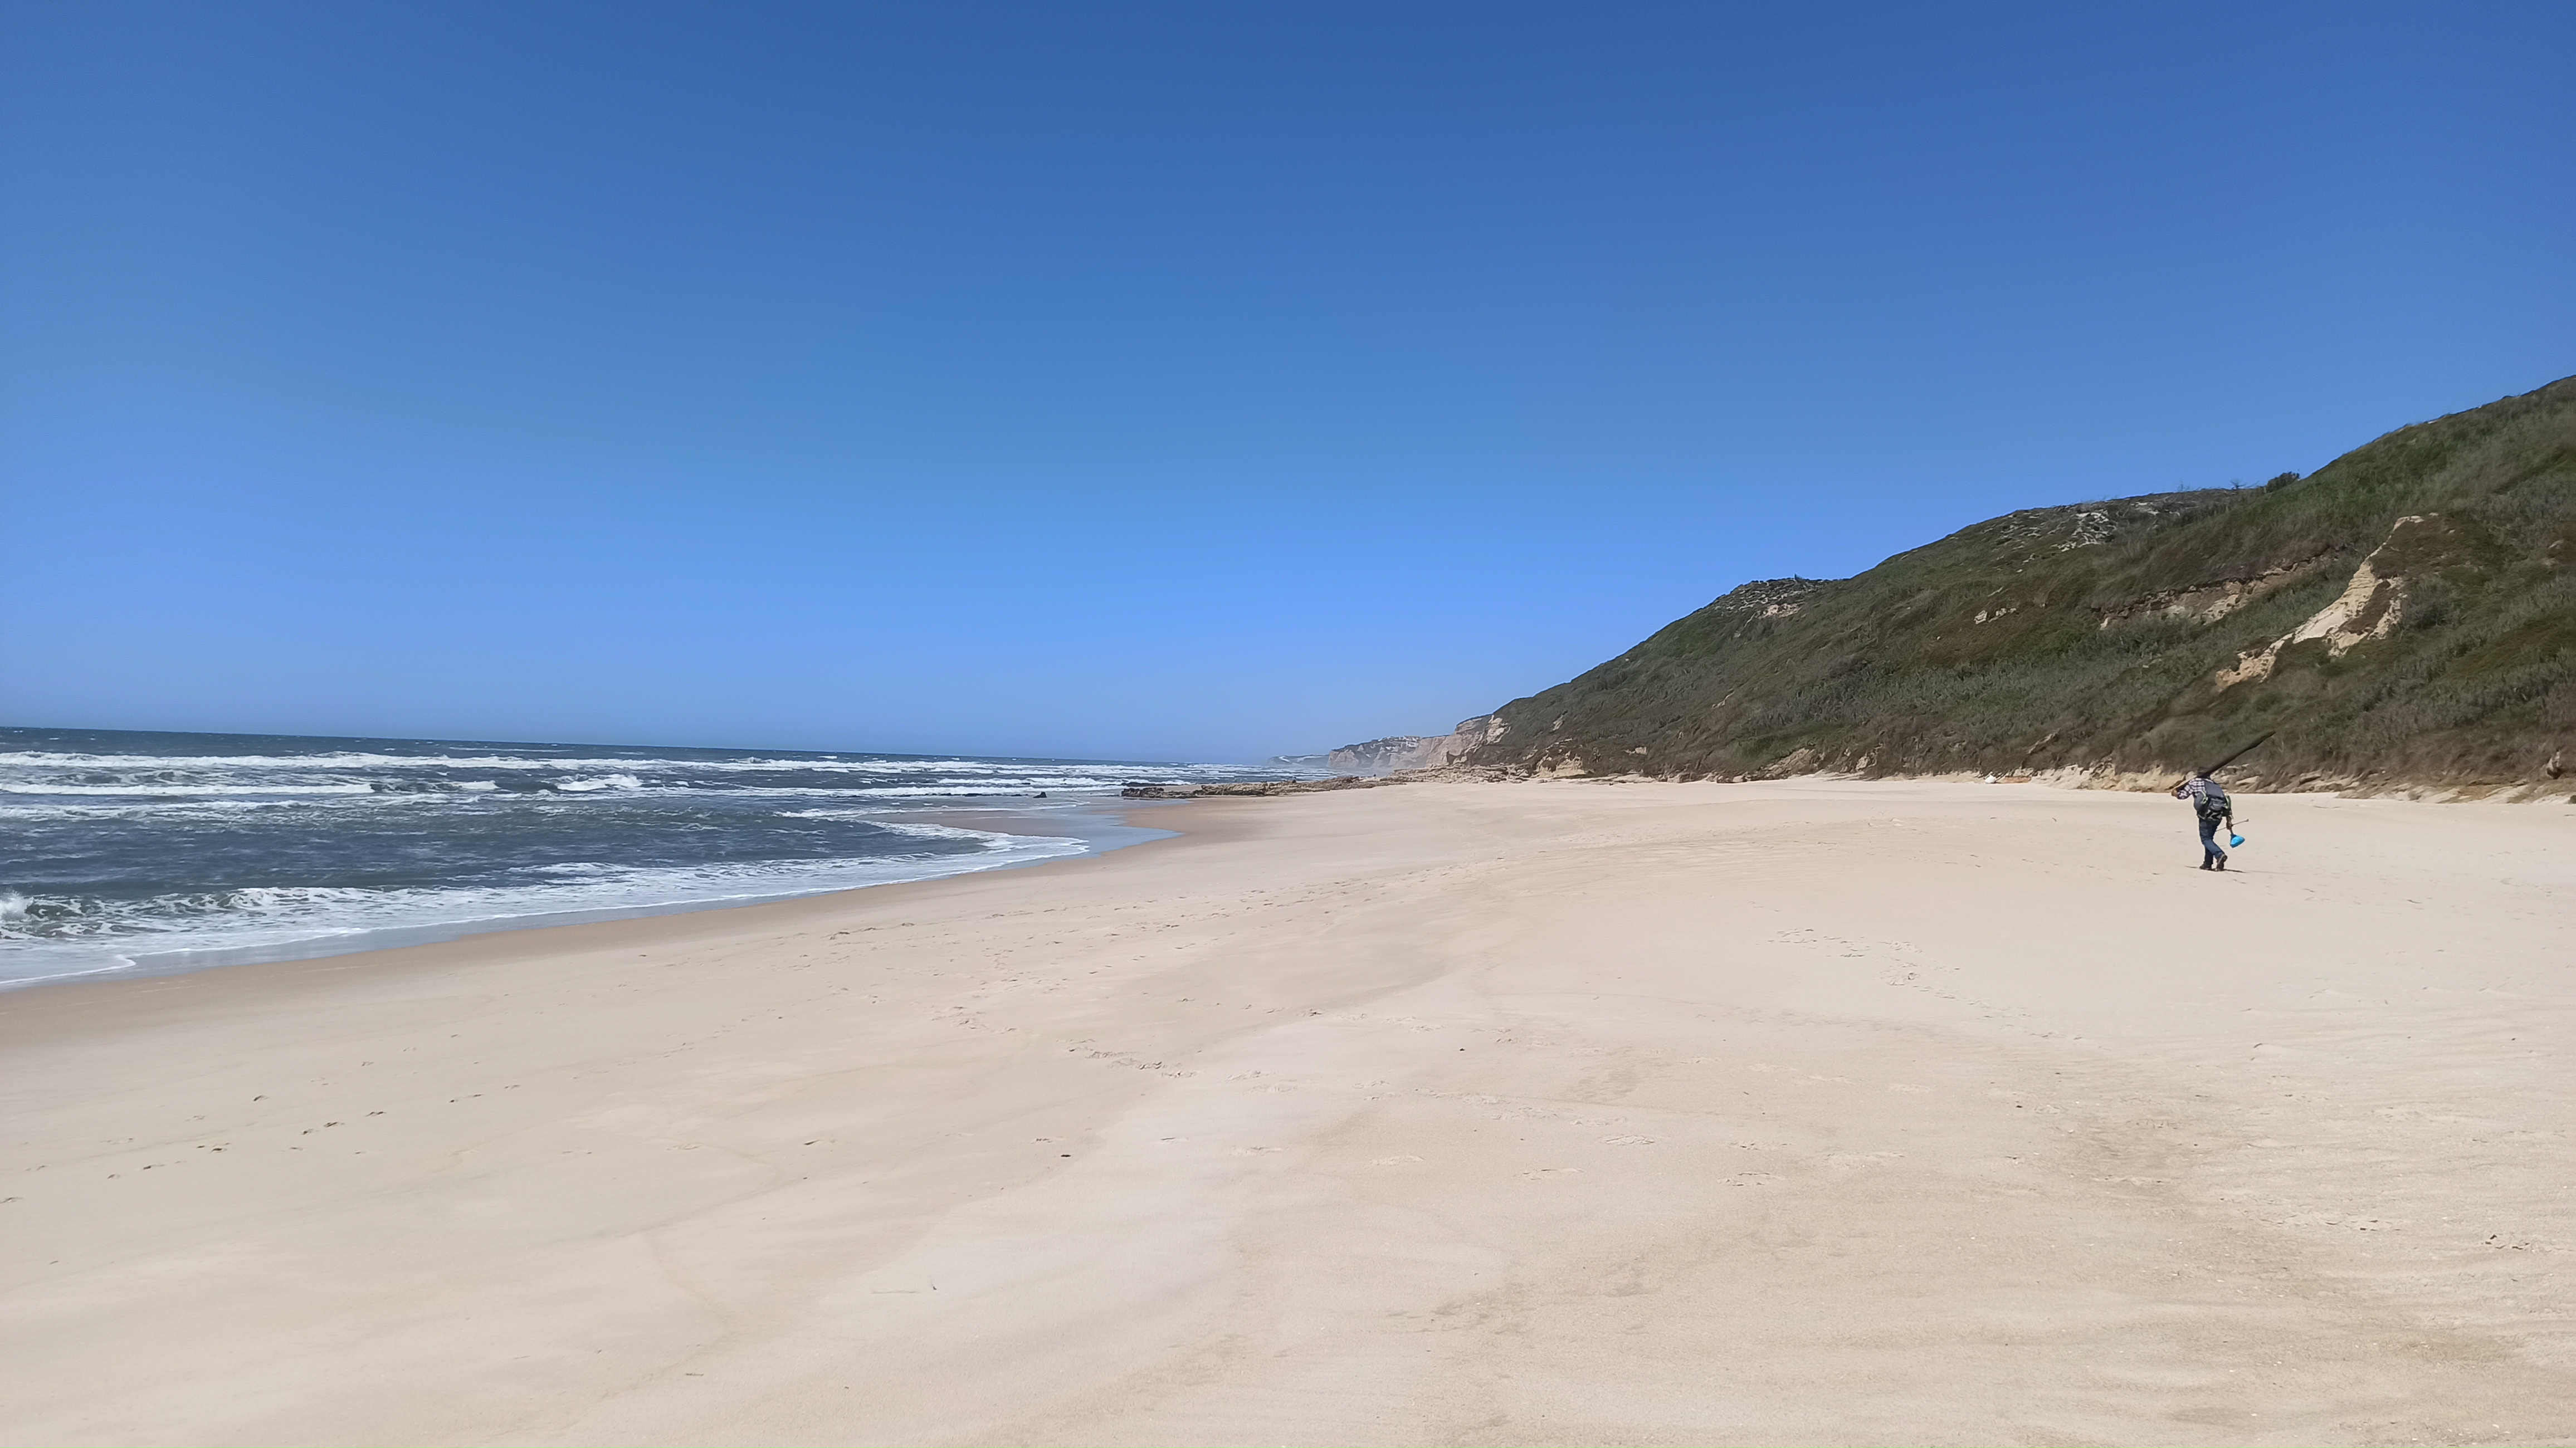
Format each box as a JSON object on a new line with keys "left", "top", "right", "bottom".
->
{"left": 2175, "top": 769, "right": 2232, "bottom": 870}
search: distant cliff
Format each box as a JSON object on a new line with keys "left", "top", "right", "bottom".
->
{"left": 1435, "top": 375, "right": 2576, "bottom": 794}
{"left": 1325, "top": 719, "right": 1500, "bottom": 775}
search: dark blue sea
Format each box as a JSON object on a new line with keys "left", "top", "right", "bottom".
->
{"left": 0, "top": 726, "right": 1297, "bottom": 989}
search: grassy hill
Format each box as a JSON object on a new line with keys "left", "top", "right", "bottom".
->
{"left": 1456, "top": 375, "right": 2576, "bottom": 791}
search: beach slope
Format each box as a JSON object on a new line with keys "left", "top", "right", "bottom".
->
{"left": 3, "top": 780, "right": 2569, "bottom": 1445}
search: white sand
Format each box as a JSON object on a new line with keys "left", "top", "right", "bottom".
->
{"left": 3, "top": 779, "right": 2569, "bottom": 1445}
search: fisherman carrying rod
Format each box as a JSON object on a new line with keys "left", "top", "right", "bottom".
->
{"left": 2171, "top": 733, "right": 2270, "bottom": 872}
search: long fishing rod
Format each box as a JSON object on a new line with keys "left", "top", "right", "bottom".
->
{"left": 2169, "top": 731, "right": 2274, "bottom": 793}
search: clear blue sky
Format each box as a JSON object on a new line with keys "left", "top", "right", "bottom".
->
{"left": 4, "top": 2, "right": 2569, "bottom": 762}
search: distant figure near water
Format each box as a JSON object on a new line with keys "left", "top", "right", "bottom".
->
{"left": 2175, "top": 770, "right": 2232, "bottom": 870}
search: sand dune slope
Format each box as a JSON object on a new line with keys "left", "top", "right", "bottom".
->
{"left": 3, "top": 780, "right": 2569, "bottom": 1445}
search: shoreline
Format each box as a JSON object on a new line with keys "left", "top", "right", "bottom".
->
{"left": 0, "top": 796, "right": 1184, "bottom": 996}
{"left": 4, "top": 779, "right": 2568, "bottom": 1444}
{"left": 0, "top": 796, "right": 1236, "bottom": 1026}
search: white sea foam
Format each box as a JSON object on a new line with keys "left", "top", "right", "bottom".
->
{"left": 0, "top": 835, "right": 1094, "bottom": 989}
{"left": 873, "top": 819, "right": 1085, "bottom": 847}
{"left": 0, "top": 781, "right": 1095, "bottom": 819}
{"left": 0, "top": 793, "right": 498, "bottom": 823}
{"left": 774, "top": 807, "right": 894, "bottom": 820}
{"left": 0, "top": 781, "right": 379, "bottom": 796}
{"left": 0, "top": 730, "right": 1251, "bottom": 990}
{"left": 686, "top": 813, "right": 1085, "bottom": 849}
{"left": 0, "top": 749, "right": 1242, "bottom": 777}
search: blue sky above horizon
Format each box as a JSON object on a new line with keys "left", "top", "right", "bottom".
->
{"left": 4, "top": 2, "right": 2570, "bottom": 762}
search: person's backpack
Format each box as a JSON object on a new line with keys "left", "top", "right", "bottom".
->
{"left": 2194, "top": 779, "right": 2231, "bottom": 819}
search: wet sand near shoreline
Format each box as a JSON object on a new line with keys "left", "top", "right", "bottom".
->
{"left": 3, "top": 780, "right": 2569, "bottom": 1445}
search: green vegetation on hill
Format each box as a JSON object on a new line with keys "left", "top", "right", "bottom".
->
{"left": 1460, "top": 376, "right": 2576, "bottom": 789}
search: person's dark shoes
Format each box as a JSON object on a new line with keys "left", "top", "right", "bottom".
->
{"left": 2199, "top": 859, "right": 2214, "bottom": 870}
{"left": 2215, "top": 856, "right": 2228, "bottom": 871}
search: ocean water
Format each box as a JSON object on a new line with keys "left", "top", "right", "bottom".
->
{"left": 0, "top": 726, "right": 1294, "bottom": 990}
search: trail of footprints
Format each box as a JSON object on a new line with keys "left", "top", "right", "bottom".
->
{"left": 1767, "top": 927, "right": 2068, "bottom": 1037}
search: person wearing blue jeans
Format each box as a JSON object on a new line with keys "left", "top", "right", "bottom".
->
{"left": 2175, "top": 771, "right": 2230, "bottom": 870}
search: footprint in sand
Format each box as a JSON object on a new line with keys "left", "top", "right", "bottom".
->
{"left": 1372, "top": 1155, "right": 1423, "bottom": 1166}
{"left": 1601, "top": 1135, "right": 1657, "bottom": 1146}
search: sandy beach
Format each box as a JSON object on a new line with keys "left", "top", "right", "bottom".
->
{"left": 3, "top": 779, "right": 2569, "bottom": 1446}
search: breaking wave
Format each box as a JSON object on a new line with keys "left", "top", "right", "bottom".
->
{"left": 0, "top": 840, "right": 1094, "bottom": 988}
{"left": 0, "top": 725, "right": 1296, "bottom": 989}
